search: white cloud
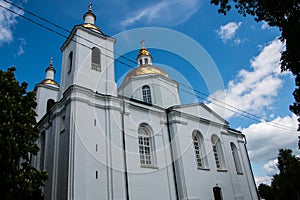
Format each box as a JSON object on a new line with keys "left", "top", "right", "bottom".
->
{"left": 120, "top": 0, "right": 200, "bottom": 28}
{"left": 0, "top": 1, "right": 24, "bottom": 45}
{"left": 206, "top": 38, "right": 299, "bottom": 170}
{"left": 207, "top": 39, "right": 286, "bottom": 119}
{"left": 261, "top": 21, "right": 270, "bottom": 30}
{"left": 255, "top": 176, "right": 272, "bottom": 186}
{"left": 244, "top": 114, "right": 298, "bottom": 186}
{"left": 216, "top": 22, "right": 242, "bottom": 44}
{"left": 241, "top": 114, "right": 298, "bottom": 163}
{"left": 263, "top": 159, "right": 278, "bottom": 175}
{"left": 16, "top": 37, "right": 26, "bottom": 56}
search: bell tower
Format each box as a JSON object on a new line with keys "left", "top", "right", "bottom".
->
{"left": 35, "top": 58, "right": 59, "bottom": 121}
{"left": 59, "top": 3, "right": 117, "bottom": 99}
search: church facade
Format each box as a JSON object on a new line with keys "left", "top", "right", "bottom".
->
{"left": 33, "top": 5, "right": 259, "bottom": 200}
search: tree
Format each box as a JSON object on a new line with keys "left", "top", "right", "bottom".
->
{"left": 258, "top": 149, "right": 300, "bottom": 200}
{"left": 210, "top": 0, "right": 300, "bottom": 130}
{"left": 258, "top": 183, "right": 275, "bottom": 200}
{"left": 0, "top": 67, "right": 47, "bottom": 199}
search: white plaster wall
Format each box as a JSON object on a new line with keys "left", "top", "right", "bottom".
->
{"left": 37, "top": 86, "right": 257, "bottom": 200}
{"left": 70, "top": 91, "right": 128, "bottom": 200}
{"left": 123, "top": 103, "right": 177, "bottom": 200}
{"left": 175, "top": 103, "right": 225, "bottom": 125}
{"left": 119, "top": 75, "right": 180, "bottom": 108}
{"left": 168, "top": 110, "right": 258, "bottom": 200}
{"left": 59, "top": 27, "right": 117, "bottom": 99}
{"left": 35, "top": 84, "right": 59, "bottom": 121}
{"left": 76, "top": 29, "right": 116, "bottom": 95}
{"left": 59, "top": 37, "right": 77, "bottom": 99}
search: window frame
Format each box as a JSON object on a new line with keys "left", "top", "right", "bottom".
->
{"left": 40, "top": 131, "right": 46, "bottom": 170}
{"left": 68, "top": 51, "right": 73, "bottom": 73}
{"left": 192, "top": 130, "right": 208, "bottom": 170}
{"left": 142, "top": 85, "right": 152, "bottom": 104}
{"left": 138, "top": 123, "right": 156, "bottom": 167}
{"left": 230, "top": 142, "right": 243, "bottom": 175}
{"left": 211, "top": 135, "right": 226, "bottom": 171}
{"left": 213, "top": 186, "right": 223, "bottom": 200}
{"left": 91, "top": 47, "right": 101, "bottom": 72}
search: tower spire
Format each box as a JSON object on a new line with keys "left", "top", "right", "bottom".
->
{"left": 40, "top": 57, "right": 58, "bottom": 86}
{"left": 140, "top": 39, "right": 145, "bottom": 48}
{"left": 89, "top": 2, "right": 93, "bottom": 12}
{"left": 136, "top": 41, "right": 152, "bottom": 66}
{"left": 82, "top": 3, "right": 102, "bottom": 33}
{"left": 83, "top": 2, "right": 96, "bottom": 24}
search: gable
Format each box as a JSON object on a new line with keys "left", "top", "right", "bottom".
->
{"left": 172, "top": 103, "right": 228, "bottom": 125}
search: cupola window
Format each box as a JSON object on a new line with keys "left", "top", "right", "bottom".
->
{"left": 142, "top": 85, "right": 152, "bottom": 104}
{"left": 145, "top": 58, "right": 148, "bottom": 64}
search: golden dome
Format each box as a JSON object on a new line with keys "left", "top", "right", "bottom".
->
{"left": 40, "top": 57, "right": 58, "bottom": 87}
{"left": 82, "top": 3, "right": 102, "bottom": 34}
{"left": 82, "top": 23, "right": 102, "bottom": 33}
{"left": 124, "top": 64, "right": 169, "bottom": 82}
{"left": 40, "top": 79, "right": 59, "bottom": 86}
{"left": 137, "top": 47, "right": 152, "bottom": 58}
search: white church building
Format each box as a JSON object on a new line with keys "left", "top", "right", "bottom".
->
{"left": 33, "top": 5, "right": 259, "bottom": 200}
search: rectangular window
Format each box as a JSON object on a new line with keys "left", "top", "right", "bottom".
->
{"left": 193, "top": 137, "right": 204, "bottom": 168}
{"left": 213, "top": 145, "right": 221, "bottom": 169}
{"left": 142, "top": 86, "right": 152, "bottom": 104}
{"left": 138, "top": 136, "right": 152, "bottom": 165}
{"left": 91, "top": 63, "right": 101, "bottom": 72}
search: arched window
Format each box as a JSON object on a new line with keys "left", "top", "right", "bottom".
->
{"left": 138, "top": 124, "right": 154, "bottom": 166}
{"left": 46, "top": 99, "right": 55, "bottom": 113}
{"left": 145, "top": 58, "right": 148, "bottom": 64}
{"left": 192, "top": 130, "right": 208, "bottom": 169}
{"left": 230, "top": 142, "right": 243, "bottom": 174}
{"left": 68, "top": 51, "right": 73, "bottom": 73}
{"left": 91, "top": 47, "right": 101, "bottom": 71}
{"left": 142, "top": 85, "right": 152, "bottom": 104}
{"left": 211, "top": 135, "right": 225, "bottom": 170}
{"left": 213, "top": 185, "right": 223, "bottom": 200}
{"left": 40, "top": 131, "right": 46, "bottom": 170}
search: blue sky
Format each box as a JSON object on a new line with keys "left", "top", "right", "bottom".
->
{"left": 0, "top": 0, "right": 298, "bottom": 185}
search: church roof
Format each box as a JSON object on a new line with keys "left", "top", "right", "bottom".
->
{"left": 81, "top": 3, "right": 102, "bottom": 34}
{"left": 123, "top": 42, "right": 170, "bottom": 83}
{"left": 82, "top": 23, "right": 102, "bottom": 33}
{"left": 40, "top": 58, "right": 58, "bottom": 87}
{"left": 137, "top": 47, "right": 152, "bottom": 59}
{"left": 124, "top": 64, "right": 169, "bottom": 82}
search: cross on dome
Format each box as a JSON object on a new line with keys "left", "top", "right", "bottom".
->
{"left": 88, "top": 2, "right": 93, "bottom": 12}
{"left": 140, "top": 40, "right": 145, "bottom": 48}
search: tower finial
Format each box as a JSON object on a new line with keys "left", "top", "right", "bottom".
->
{"left": 89, "top": 2, "right": 93, "bottom": 12}
{"left": 50, "top": 57, "right": 53, "bottom": 66}
{"left": 140, "top": 39, "right": 145, "bottom": 48}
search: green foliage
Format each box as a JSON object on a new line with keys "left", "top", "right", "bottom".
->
{"left": 258, "top": 149, "right": 300, "bottom": 200}
{"left": 258, "top": 183, "right": 275, "bottom": 200}
{"left": 0, "top": 67, "right": 48, "bottom": 200}
{"left": 210, "top": 0, "right": 300, "bottom": 130}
